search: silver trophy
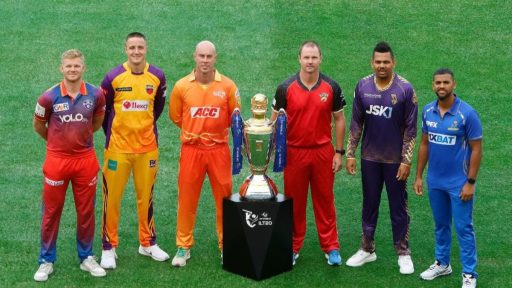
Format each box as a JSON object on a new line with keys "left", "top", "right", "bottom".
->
{"left": 234, "top": 93, "right": 286, "bottom": 200}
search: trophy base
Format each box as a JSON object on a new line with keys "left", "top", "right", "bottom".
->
{"left": 239, "top": 174, "right": 278, "bottom": 201}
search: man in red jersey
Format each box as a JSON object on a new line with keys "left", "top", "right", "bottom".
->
{"left": 271, "top": 41, "right": 347, "bottom": 266}
{"left": 33, "top": 49, "right": 106, "bottom": 281}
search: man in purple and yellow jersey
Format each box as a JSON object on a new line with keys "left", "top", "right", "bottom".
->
{"left": 100, "top": 32, "right": 169, "bottom": 269}
{"left": 271, "top": 40, "right": 346, "bottom": 266}
{"left": 33, "top": 49, "right": 106, "bottom": 281}
{"left": 345, "top": 42, "right": 418, "bottom": 274}
{"left": 169, "top": 40, "right": 240, "bottom": 267}
{"left": 414, "top": 68, "right": 482, "bottom": 288}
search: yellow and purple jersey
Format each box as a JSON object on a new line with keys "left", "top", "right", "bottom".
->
{"left": 169, "top": 70, "right": 240, "bottom": 146}
{"left": 34, "top": 81, "right": 105, "bottom": 157}
{"left": 101, "top": 62, "right": 166, "bottom": 153}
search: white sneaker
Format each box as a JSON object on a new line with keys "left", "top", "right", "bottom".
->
{"left": 172, "top": 248, "right": 191, "bottom": 267}
{"left": 80, "top": 256, "right": 106, "bottom": 277}
{"left": 398, "top": 255, "right": 414, "bottom": 274}
{"left": 462, "top": 273, "right": 477, "bottom": 288}
{"left": 34, "top": 262, "right": 53, "bottom": 282}
{"left": 420, "top": 261, "right": 452, "bottom": 280}
{"left": 138, "top": 244, "right": 170, "bottom": 261}
{"left": 346, "top": 249, "right": 377, "bottom": 267}
{"left": 101, "top": 248, "right": 117, "bottom": 269}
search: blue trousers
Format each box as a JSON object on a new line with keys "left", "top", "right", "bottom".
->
{"left": 428, "top": 187, "right": 478, "bottom": 278}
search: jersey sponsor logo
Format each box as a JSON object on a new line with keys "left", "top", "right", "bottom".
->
{"left": 426, "top": 120, "right": 438, "bottom": 128}
{"left": 363, "top": 93, "right": 381, "bottom": 99}
{"left": 122, "top": 100, "right": 149, "bottom": 111}
{"left": 108, "top": 159, "right": 117, "bottom": 171}
{"left": 213, "top": 90, "right": 226, "bottom": 99}
{"left": 191, "top": 107, "right": 220, "bottom": 118}
{"left": 365, "top": 105, "right": 393, "bottom": 119}
{"left": 83, "top": 99, "right": 94, "bottom": 109}
{"left": 391, "top": 94, "right": 398, "bottom": 105}
{"left": 59, "top": 113, "right": 87, "bottom": 123}
{"left": 146, "top": 84, "right": 154, "bottom": 95}
{"left": 115, "top": 87, "right": 132, "bottom": 92}
{"left": 35, "top": 103, "right": 46, "bottom": 117}
{"left": 428, "top": 132, "right": 456, "bottom": 145}
{"left": 53, "top": 102, "right": 69, "bottom": 112}
{"left": 45, "top": 177, "right": 64, "bottom": 186}
{"left": 319, "top": 92, "right": 329, "bottom": 102}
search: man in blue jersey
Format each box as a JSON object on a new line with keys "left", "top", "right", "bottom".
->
{"left": 345, "top": 42, "right": 417, "bottom": 274}
{"left": 414, "top": 68, "right": 482, "bottom": 288}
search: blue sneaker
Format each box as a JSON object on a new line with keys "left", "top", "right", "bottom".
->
{"left": 325, "top": 250, "right": 342, "bottom": 266}
{"left": 292, "top": 252, "right": 299, "bottom": 266}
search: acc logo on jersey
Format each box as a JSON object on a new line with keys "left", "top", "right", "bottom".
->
{"left": 191, "top": 107, "right": 220, "bottom": 118}
{"left": 366, "top": 105, "right": 393, "bottom": 119}
{"left": 428, "top": 132, "right": 456, "bottom": 145}
{"left": 122, "top": 100, "right": 149, "bottom": 111}
{"left": 319, "top": 93, "right": 329, "bottom": 102}
{"left": 53, "top": 103, "right": 69, "bottom": 112}
{"left": 146, "top": 84, "right": 154, "bottom": 95}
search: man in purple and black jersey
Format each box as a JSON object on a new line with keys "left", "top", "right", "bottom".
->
{"left": 345, "top": 42, "right": 418, "bottom": 274}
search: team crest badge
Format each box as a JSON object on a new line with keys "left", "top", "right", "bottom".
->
{"left": 448, "top": 120, "right": 459, "bottom": 131}
{"left": 319, "top": 93, "right": 329, "bottom": 102}
{"left": 391, "top": 94, "right": 398, "bottom": 105}
{"left": 83, "top": 99, "right": 93, "bottom": 109}
{"left": 146, "top": 84, "right": 154, "bottom": 95}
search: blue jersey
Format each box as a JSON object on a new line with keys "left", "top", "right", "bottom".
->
{"left": 422, "top": 96, "right": 482, "bottom": 189}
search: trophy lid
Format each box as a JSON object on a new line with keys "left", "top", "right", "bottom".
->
{"left": 251, "top": 93, "right": 267, "bottom": 117}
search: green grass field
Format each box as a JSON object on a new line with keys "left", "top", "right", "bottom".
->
{"left": 1, "top": 0, "right": 510, "bottom": 287}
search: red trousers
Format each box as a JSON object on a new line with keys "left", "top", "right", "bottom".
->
{"left": 284, "top": 144, "right": 340, "bottom": 253}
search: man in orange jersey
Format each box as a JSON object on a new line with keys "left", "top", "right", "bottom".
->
{"left": 100, "top": 32, "right": 169, "bottom": 269}
{"left": 169, "top": 40, "right": 241, "bottom": 267}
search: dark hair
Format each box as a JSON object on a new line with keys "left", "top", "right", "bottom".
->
{"left": 125, "top": 32, "right": 146, "bottom": 43}
{"left": 373, "top": 41, "right": 394, "bottom": 59}
{"left": 299, "top": 40, "right": 322, "bottom": 57}
{"left": 433, "top": 68, "right": 454, "bottom": 80}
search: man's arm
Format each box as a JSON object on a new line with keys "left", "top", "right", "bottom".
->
{"left": 397, "top": 88, "right": 418, "bottom": 181}
{"left": 33, "top": 118, "right": 48, "bottom": 141}
{"left": 168, "top": 84, "right": 183, "bottom": 128}
{"left": 93, "top": 115, "right": 105, "bottom": 132}
{"left": 345, "top": 87, "right": 364, "bottom": 175}
{"left": 413, "top": 133, "right": 429, "bottom": 196}
{"left": 332, "top": 111, "right": 346, "bottom": 172}
{"left": 153, "top": 74, "right": 167, "bottom": 121}
{"left": 460, "top": 139, "right": 482, "bottom": 201}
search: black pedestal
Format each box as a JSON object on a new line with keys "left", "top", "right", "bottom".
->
{"left": 223, "top": 194, "right": 292, "bottom": 281}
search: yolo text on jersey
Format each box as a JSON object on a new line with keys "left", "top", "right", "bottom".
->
{"left": 366, "top": 105, "right": 393, "bottom": 119}
{"left": 191, "top": 107, "right": 220, "bottom": 118}
{"left": 428, "top": 132, "right": 456, "bottom": 145}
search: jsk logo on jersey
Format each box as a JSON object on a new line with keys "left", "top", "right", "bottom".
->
{"left": 146, "top": 84, "right": 154, "bottom": 95}
{"left": 53, "top": 103, "right": 69, "bottom": 112}
{"left": 121, "top": 100, "right": 149, "bottom": 111}
{"left": 190, "top": 107, "right": 220, "bottom": 118}
{"left": 319, "top": 92, "right": 329, "bottom": 102}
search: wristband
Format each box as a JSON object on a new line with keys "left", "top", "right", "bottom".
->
{"left": 335, "top": 149, "right": 345, "bottom": 156}
{"left": 467, "top": 178, "right": 476, "bottom": 185}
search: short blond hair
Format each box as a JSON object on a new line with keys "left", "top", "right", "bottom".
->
{"left": 61, "top": 49, "right": 84, "bottom": 63}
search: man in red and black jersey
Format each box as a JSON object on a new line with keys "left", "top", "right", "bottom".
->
{"left": 271, "top": 41, "right": 346, "bottom": 266}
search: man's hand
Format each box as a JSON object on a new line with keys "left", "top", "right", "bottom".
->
{"left": 346, "top": 158, "right": 357, "bottom": 175}
{"left": 332, "top": 154, "right": 343, "bottom": 173}
{"left": 396, "top": 163, "right": 411, "bottom": 181}
{"left": 460, "top": 183, "right": 475, "bottom": 201}
{"left": 413, "top": 177, "right": 423, "bottom": 196}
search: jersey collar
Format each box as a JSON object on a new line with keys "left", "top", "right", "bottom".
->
{"left": 434, "top": 95, "right": 460, "bottom": 115}
{"left": 188, "top": 69, "right": 222, "bottom": 82}
{"left": 60, "top": 81, "right": 87, "bottom": 97}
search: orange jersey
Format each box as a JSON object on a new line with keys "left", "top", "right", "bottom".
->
{"left": 101, "top": 62, "right": 167, "bottom": 153}
{"left": 169, "top": 70, "right": 240, "bottom": 146}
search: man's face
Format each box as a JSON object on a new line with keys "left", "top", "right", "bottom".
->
{"left": 433, "top": 73, "right": 456, "bottom": 101}
{"left": 371, "top": 52, "right": 395, "bottom": 80}
{"left": 194, "top": 44, "right": 217, "bottom": 74}
{"left": 60, "top": 57, "right": 85, "bottom": 83}
{"left": 125, "top": 36, "right": 147, "bottom": 66}
{"left": 299, "top": 46, "right": 322, "bottom": 74}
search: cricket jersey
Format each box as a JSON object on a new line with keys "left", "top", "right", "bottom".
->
{"left": 34, "top": 81, "right": 105, "bottom": 157}
{"left": 272, "top": 73, "right": 346, "bottom": 147}
{"left": 101, "top": 62, "right": 166, "bottom": 153}
{"left": 169, "top": 70, "right": 240, "bottom": 146}
{"left": 346, "top": 73, "right": 418, "bottom": 164}
{"left": 422, "top": 96, "right": 482, "bottom": 190}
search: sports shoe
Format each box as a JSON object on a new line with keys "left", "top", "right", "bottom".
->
{"left": 101, "top": 248, "right": 117, "bottom": 269}
{"left": 34, "top": 262, "right": 53, "bottom": 282}
{"left": 420, "top": 261, "right": 452, "bottom": 280}
{"left": 138, "top": 244, "right": 170, "bottom": 261}
{"left": 292, "top": 252, "right": 299, "bottom": 266}
{"left": 325, "top": 249, "right": 342, "bottom": 266}
{"left": 462, "top": 273, "right": 477, "bottom": 288}
{"left": 80, "top": 256, "right": 106, "bottom": 277}
{"left": 171, "top": 247, "right": 191, "bottom": 267}
{"left": 346, "top": 249, "right": 377, "bottom": 267}
{"left": 398, "top": 255, "right": 414, "bottom": 274}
